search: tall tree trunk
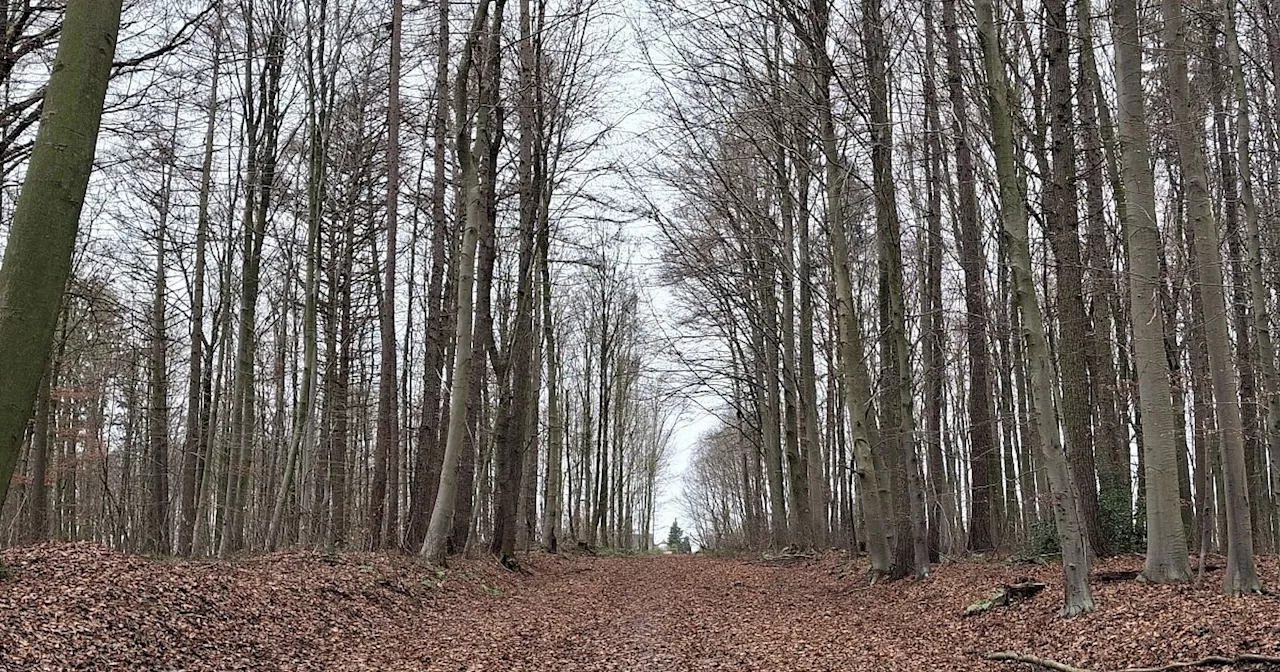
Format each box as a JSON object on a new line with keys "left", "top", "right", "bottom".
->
{"left": 178, "top": 33, "right": 221, "bottom": 557}
{"left": 1077, "top": 0, "right": 1130, "bottom": 550}
{"left": 1111, "top": 0, "right": 1192, "bottom": 583}
{"left": 1226, "top": 0, "right": 1280, "bottom": 553}
{"left": 370, "top": 0, "right": 403, "bottom": 550}
{"left": 146, "top": 138, "right": 175, "bottom": 556}
{"left": 754, "top": 244, "right": 787, "bottom": 549}
{"left": 862, "top": 0, "right": 926, "bottom": 578}
{"left": 1214, "top": 76, "right": 1268, "bottom": 554}
{"left": 330, "top": 216, "right": 355, "bottom": 548}
{"left": 422, "top": 0, "right": 501, "bottom": 564}
{"left": 267, "top": 0, "right": 327, "bottom": 549}
{"left": 406, "top": 0, "right": 453, "bottom": 553}
{"left": 1160, "top": 0, "right": 1261, "bottom": 595}
{"left": 921, "top": 0, "right": 947, "bottom": 560}
{"left": 456, "top": 54, "right": 503, "bottom": 552}
{"left": 977, "top": 0, "right": 1094, "bottom": 616}
{"left": 942, "top": 0, "right": 998, "bottom": 553}
{"left": 796, "top": 139, "right": 827, "bottom": 547}
{"left": 491, "top": 0, "right": 539, "bottom": 565}
{"left": 788, "top": 0, "right": 892, "bottom": 573}
{"left": 539, "top": 212, "right": 563, "bottom": 551}
{"left": 1044, "top": 0, "right": 1104, "bottom": 556}
{"left": 220, "top": 5, "right": 285, "bottom": 557}
{"left": 768, "top": 15, "right": 811, "bottom": 548}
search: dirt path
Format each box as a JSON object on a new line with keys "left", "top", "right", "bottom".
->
{"left": 317, "top": 553, "right": 1280, "bottom": 671}
{"left": 1, "top": 544, "right": 1277, "bottom": 671}
{"left": 412, "top": 554, "right": 953, "bottom": 671}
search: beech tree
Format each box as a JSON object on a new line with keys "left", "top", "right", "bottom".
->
{"left": 0, "top": 0, "right": 123, "bottom": 513}
{"left": 975, "top": 0, "right": 1092, "bottom": 616}
{"left": 1161, "top": 0, "right": 1261, "bottom": 595}
{"left": 1112, "top": 0, "right": 1191, "bottom": 584}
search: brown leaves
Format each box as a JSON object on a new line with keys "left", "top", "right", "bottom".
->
{"left": 0, "top": 542, "right": 518, "bottom": 671}
{"left": 0, "top": 544, "right": 1277, "bottom": 671}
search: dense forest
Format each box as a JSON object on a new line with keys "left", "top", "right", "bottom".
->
{"left": 1, "top": 0, "right": 1279, "bottom": 626}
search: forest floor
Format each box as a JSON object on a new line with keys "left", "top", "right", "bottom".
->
{"left": 0, "top": 543, "right": 1278, "bottom": 671}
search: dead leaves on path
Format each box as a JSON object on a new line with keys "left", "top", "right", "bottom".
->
{"left": 0, "top": 543, "right": 1277, "bottom": 671}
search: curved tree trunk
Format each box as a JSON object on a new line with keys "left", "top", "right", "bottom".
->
{"left": 422, "top": 0, "right": 501, "bottom": 564}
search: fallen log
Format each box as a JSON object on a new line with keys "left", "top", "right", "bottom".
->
{"left": 1093, "top": 570, "right": 1140, "bottom": 582}
{"left": 985, "top": 650, "right": 1280, "bottom": 672}
{"left": 757, "top": 547, "right": 817, "bottom": 565}
{"left": 963, "top": 579, "right": 1046, "bottom": 616}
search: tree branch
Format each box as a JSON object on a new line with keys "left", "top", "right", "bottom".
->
{"left": 985, "top": 651, "right": 1089, "bottom": 672}
{"left": 985, "top": 651, "right": 1280, "bottom": 672}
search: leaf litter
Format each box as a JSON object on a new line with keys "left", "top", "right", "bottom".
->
{"left": 0, "top": 543, "right": 1277, "bottom": 671}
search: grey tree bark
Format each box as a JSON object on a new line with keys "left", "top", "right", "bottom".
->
{"left": 178, "top": 29, "right": 221, "bottom": 557}
{"left": 1160, "top": 0, "right": 1261, "bottom": 594}
{"left": 1111, "top": 0, "right": 1192, "bottom": 583}
{"left": 942, "top": 0, "right": 998, "bottom": 553}
{"left": 422, "top": 0, "right": 501, "bottom": 565}
{"left": 977, "top": 0, "right": 1094, "bottom": 616}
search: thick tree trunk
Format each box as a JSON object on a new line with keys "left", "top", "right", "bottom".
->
{"left": 1077, "top": 0, "right": 1130, "bottom": 549}
{"left": 1044, "top": 0, "right": 1104, "bottom": 557}
{"left": 540, "top": 226, "right": 563, "bottom": 552}
{"left": 862, "top": 0, "right": 926, "bottom": 578}
{"left": 920, "top": 0, "right": 950, "bottom": 559}
{"left": 491, "top": 0, "right": 539, "bottom": 565}
{"left": 220, "top": 8, "right": 284, "bottom": 557}
{"left": 754, "top": 245, "right": 787, "bottom": 549}
{"left": 941, "top": 0, "right": 998, "bottom": 553}
{"left": 329, "top": 181, "right": 356, "bottom": 549}
{"left": 1215, "top": 91, "right": 1268, "bottom": 554}
{"left": 145, "top": 145, "right": 174, "bottom": 556}
{"left": 406, "top": 0, "right": 453, "bottom": 553}
{"left": 797, "top": 0, "right": 892, "bottom": 572}
{"left": 0, "top": 0, "right": 122, "bottom": 511}
{"left": 178, "top": 35, "right": 220, "bottom": 557}
{"left": 795, "top": 141, "right": 827, "bottom": 546}
{"left": 1111, "top": 0, "right": 1192, "bottom": 583}
{"left": 1226, "top": 0, "right": 1280, "bottom": 553}
{"left": 267, "top": 0, "right": 328, "bottom": 550}
{"left": 370, "top": 0, "right": 403, "bottom": 551}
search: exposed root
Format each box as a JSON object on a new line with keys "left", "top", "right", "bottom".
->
{"left": 497, "top": 554, "right": 527, "bottom": 574}
{"left": 1057, "top": 601, "right": 1094, "bottom": 618}
{"left": 755, "top": 547, "right": 818, "bottom": 567}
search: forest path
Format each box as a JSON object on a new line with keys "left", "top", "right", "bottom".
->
{"left": 1, "top": 543, "right": 1276, "bottom": 671}
{"left": 377, "top": 552, "right": 1280, "bottom": 672}
{"left": 420, "top": 553, "right": 967, "bottom": 671}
